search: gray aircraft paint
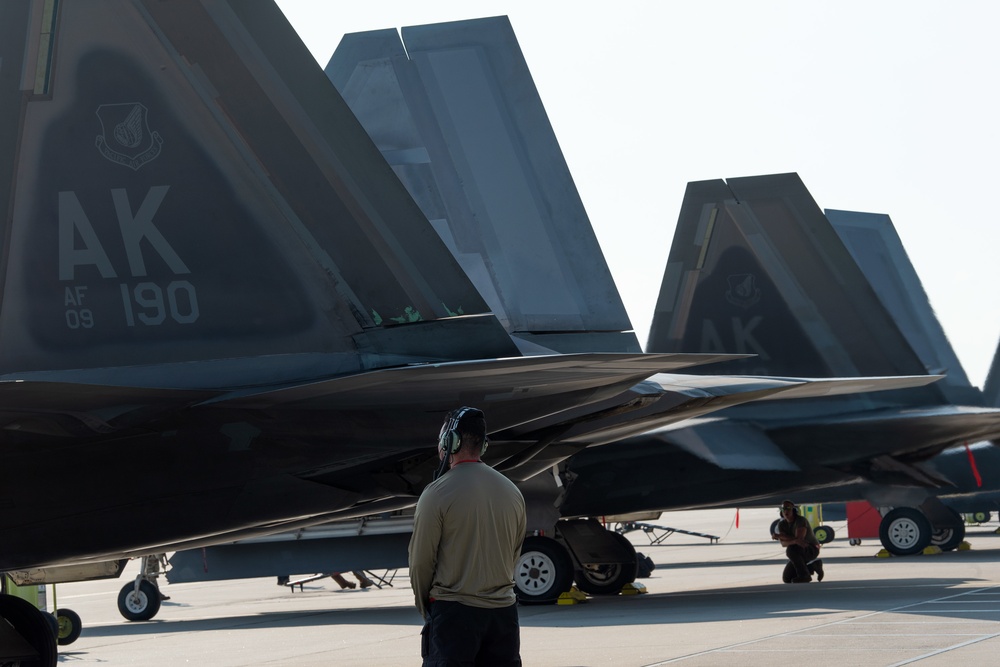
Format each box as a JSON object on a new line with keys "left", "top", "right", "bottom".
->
{"left": 826, "top": 209, "right": 978, "bottom": 404}
{"left": 327, "top": 17, "right": 638, "bottom": 354}
{"left": 3, "top": 3, "right": 886, "bottom": 576}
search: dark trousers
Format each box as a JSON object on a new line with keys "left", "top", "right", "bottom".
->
{"left": 782, "top": 544, "right": 820, "bottom": 582}
{"left": 422, "top": 600, "right": 521, "bottom": 667}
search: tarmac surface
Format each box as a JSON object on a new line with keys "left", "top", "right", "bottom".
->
{"left": 51, "top": 507, "right": 1000, "bottom": 666}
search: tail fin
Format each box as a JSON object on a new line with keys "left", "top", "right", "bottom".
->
{"left": 327, "top": 17, "right": 638, "bottom": 354}
{"left": 0, "top": 1, "right": 515, "bottom": 384}
{"left": 985, "top": 338, "right": 1000, "bottom": 407}
{"left": 648, "top": 173, "right": 944, "bottom": 404}
{"left": 825, "top": 209, "right": 980, "bottom": 405}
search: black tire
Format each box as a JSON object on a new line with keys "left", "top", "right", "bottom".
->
{"left": 769, "top": 519, "right": 780, "bottom": 538}
{"left": 574, "top": 532, "right": 638, "bottom": 595}
{"left": 515, "top": 536, "right": 574, "bottom": 604}
{"left": 930, "top": 509, "right": 966, "bottom": 551}
{"left": 636, "top": 552, "right": 655, "bottom": 578}
{"left": 813, "top": 525, "right": 835, "bottom": 544}
{"left": 43, "top": 611, "right": 58, "bottom": 638}
{"left": 56, "top": 607, "right": 82, "bottom": 645}
{"left": 118, "top": 580, "right": 162, "bottom": 621}
{"left": 0, "top": 593, "right": 58, "bottom": 667}
{"left": 879, "top": 507, "right": 932, "bottom": 556}
{"left": 972, "top": 511, "right": 991, "bottom": 524}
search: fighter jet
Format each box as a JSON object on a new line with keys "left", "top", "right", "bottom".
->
{"left": 152, "top": 18, "right": 963, "bottom": 611}
{"left": 0, "top": 1, "right": 773, "bottom": 658}
{"left": 146, "top": 18, "right": 926, "bottom": 613}
{"left": 559, "top": 173, "right": 1000, "bottom": 556}
{"left": 0, "top": 3, "right": 932, "bottom": 656}
{"left": 730, "top": 208, "right": 1000, "bottom": 547}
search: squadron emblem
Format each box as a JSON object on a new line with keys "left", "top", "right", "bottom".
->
{"left": 95, "top": 103, "right": 162, "bottom": 170}
{"left": 725, "top": 273, "right": 761, "bottom": 308}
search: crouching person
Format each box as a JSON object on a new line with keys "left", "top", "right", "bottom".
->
{"left": 772, "top": 500, "right": 823, "bottom": 583}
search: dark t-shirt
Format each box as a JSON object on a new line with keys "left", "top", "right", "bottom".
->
{"left": 777, "top": 515, "right": 820, "bottom": 547}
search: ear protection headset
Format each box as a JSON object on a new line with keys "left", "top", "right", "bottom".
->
{"left": 438, "top": 407, "right": 472, "bottom": 455}
{"left": 437, "top": 407, "right": 489, "bottom": 456}
{"left": 434, "top": 407, "right": 488, "bottom": 481}
{"left": 779, "top": 501, "right": 797, "bottom": 516}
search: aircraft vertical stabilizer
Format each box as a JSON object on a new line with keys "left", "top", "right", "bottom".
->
{"left": 327, "top": 17, "right": 638, "bottom": 354}
{"left": 825, "top": 209, "right": 979, "bottom": 404}
{"left": 648, "top": 173, "right": 944, "bottom": 406}
{"left": 985, "top": 338, "right": 1000, "bottom": 408}
{"left": 1, "top": 0, "right": 516, "bottom": 386}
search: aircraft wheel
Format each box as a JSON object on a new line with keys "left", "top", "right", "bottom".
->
{"left": 43, "top": 610, "right": 58, "bottom": 638}
{"left": 769, "top": 519, "right": 780, "bottom": 538}
{"left": 0, "top": 593, "right": 58, "bottom": 667}
{"left": 118, "top": 580, "right": 161, "bottom": 621}
{"left": 972, "top": 510, "right": 991, "bottom": 524}
{"left": 930, "top": 509, "right": 966, "bottom": 551}
{"left": 636, "top": 552, "right": 656, "bottom": 578}
{"left": 849, "top": 538, "right": 861, "bottom": 546}
{"left": 879, "top": 507, "right": 932, "bottom": 556}
{"left": 515, "top": 536, "right": 573, "bottom": 604}
{"left": 813, "top": 525, "right": 835, "bottom": 544}
{"left": 56, "top": 607, "right": 82, "bottom": 645}
{"left": 574, "top": 532, "right": 638, "bottom": 595}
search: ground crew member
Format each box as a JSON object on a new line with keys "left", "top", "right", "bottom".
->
{"left": 409, "top": 407, "right": 526, "bottom": 666}
{"left": 772, "top": 500, "right": 824, "bottom": 583}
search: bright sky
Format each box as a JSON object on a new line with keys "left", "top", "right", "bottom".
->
{"left": 276, "top": 1, "right": 1000, "bottom": 389}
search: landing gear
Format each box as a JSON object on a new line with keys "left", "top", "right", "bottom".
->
{"left": 770, "top": 518, "right": 833, "bottom": 544}
{"left": 117, "top": 554, "right": 169, "bottom": 621}
{"left": 514, "top": 536, "right": 573, "bottom": 604}
{"left": 118, "top": 579, "right": 161, "bottom": 621}
{"left": 879, "top": 507, "right": 932, "bottom": 556}
{"left": 971, "top": 510, "right": 992, "bottom": 524}
{"left": 574, "top": 532, "right": 638, "bottom": 595}
{"left": 929, "top": 509, "right": 966, "bottom": 551}
{"left": 515, "top": 520, "right": 643, "bottom": 603}
{"left": 0, "top": 593, "right": 57, "bottom": 667}
{"left": 55, "top": 607, "right": 82, "bottom": 645}
{"left": 813, "top": 525, "right": 835, "bottom": 544}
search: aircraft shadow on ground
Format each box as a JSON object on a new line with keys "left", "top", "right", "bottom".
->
{"left": 74, "top": 576, "right": 996, "bottom": 641}
{"left": 524, "top": 576, "right": 1000, "bottom": 627}
{"left": 646, "top": 533, "right": 1000, "bottom": 571}
{"left": 77, "top": 605, "right": 423, "bottom": 639}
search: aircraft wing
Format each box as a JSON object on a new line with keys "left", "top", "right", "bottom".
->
{"left": 769, "top": 405, "right": 1000, "bottom": 466}
{"left": 0, "top": 380, "right": 220, "bottom": 436}
{"left": 489, "top": 373, "right": 943, "bottom": 480}
{"left": 496, "top": 372, "right": 942, "bottom": 442}
{"left": 200, "top": 352, "right": 748, "bottom": 411}
{"left": 557, "top": 405, "right": 1000, "bottom": 518}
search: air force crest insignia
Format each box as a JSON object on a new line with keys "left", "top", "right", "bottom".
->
{"left": 725, "top": 273, "right": 761, "bottom": 308}
{"left": 95, "top": 103, "right": 163, "bottom": 171}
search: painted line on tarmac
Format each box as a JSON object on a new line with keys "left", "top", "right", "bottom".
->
{"left": 885, "top": 631, "right": 1000, "bottom": 666}
{"left": 642, "top": 584, "right": 1000, "bottom": 665}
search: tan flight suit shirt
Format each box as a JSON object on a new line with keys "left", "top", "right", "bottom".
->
{"left": 408, "top": 461, "right": 526, "bottom": 619}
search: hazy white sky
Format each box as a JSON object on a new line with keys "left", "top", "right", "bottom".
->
{"left": 276, "top": 1, "right": 1000, "bottom": 388}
